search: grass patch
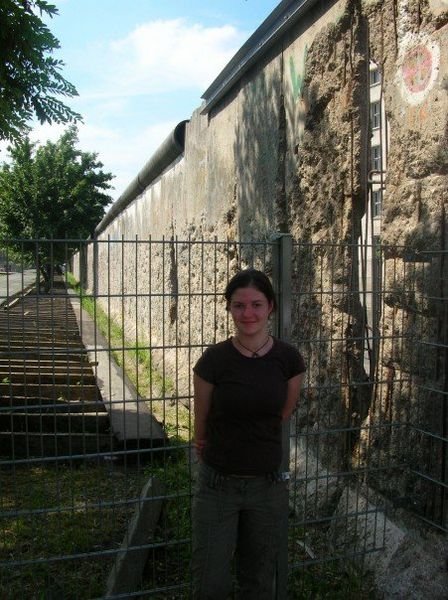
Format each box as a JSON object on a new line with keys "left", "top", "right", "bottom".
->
{"left": 287, "top": 522, "right": 376, "bottom": 598}
{"left": 1, "top": 455, "right": 193, "bottom": 598}
{"left": 0, "top": 463, "right": 149, "bottom": 598}
{"left": 288, "top": 560, "right": 375, "bottom": 598}
{"left": 142, "top": 451, "right": 193, "bottom": 597}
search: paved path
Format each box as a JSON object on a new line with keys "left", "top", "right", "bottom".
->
{"left": 0, "top": 270, "right": 37, "bottom": 305}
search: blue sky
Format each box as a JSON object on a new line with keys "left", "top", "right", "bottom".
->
{"left": 27, "top": 0, "right": 281, "bottom": 200}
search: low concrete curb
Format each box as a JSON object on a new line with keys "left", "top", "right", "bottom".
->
{"left": 105, "top": 476, "right": 165, "bottom": 597}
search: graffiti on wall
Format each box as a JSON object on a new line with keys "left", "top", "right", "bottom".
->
{"left": 290, "top": 46, "right": 308, "bottom": 101}
{"left": 397, "top": 38, "right": 440, "bottom": 106}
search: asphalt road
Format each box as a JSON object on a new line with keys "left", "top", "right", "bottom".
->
{"left": 0, "top": 270, "right": 37, "bottom": 304}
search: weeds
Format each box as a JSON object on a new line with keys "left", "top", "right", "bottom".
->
{"left": 288, "top": 560, "right": 375, "bottom": 599}
{"left": 0, "top": 463, "right": 149, "bottom": 598}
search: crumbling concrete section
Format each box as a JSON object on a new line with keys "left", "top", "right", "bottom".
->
{"left": 291, "top": 436, "right": 448, "bottom": 599}
{"left": 332, "top": 488, "right": 448, "bottom": 599}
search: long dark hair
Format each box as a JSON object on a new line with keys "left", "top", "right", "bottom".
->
{"left": 224, "top": 268, "right": 277, "bottom": 311}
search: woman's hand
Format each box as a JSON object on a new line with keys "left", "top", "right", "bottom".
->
{"left": 282, "top": 372, "right": 305, "bottom": 421}
{"left": 194, "top": 438, "right": 206, "bottom": 461}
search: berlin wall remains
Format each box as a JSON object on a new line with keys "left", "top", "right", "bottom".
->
{"left": 73, "top": 0, "right": 448, "bottom": 525}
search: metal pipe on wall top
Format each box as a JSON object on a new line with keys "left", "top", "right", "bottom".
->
{"left": 94, "top": 120, "right": 189, "bottom": 236}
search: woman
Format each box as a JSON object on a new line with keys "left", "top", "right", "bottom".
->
{"left": 192, "top": 268, "right": 306, "bottom": 599}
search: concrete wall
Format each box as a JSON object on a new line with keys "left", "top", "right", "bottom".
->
{"left": 74, "top": 0, "right": 448, "bottom": 518}
{"left": 86, "top": 0, "right": 448, "bottom": 263}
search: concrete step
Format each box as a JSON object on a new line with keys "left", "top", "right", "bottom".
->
{"left": 0, "top": 382, "right": 101, "bottom": 402}
{"left": 0, "top": 282, "right": 167, "bottom": 460}
{"left": 0, "top": 411, "right": 111, "bottom": 433}
{"left": 0, "top": 350, "right": 89, "bottom": 362}
{"left": 0, "top": 371, "right": 97, "bottom": 385}
{"left": 0, "top": 341, "right": 87, "bottom": 351}
{"left": 0, "top": 358, "right": 95, "bottom": 373}
{"left": 0, "top": 395, "right": 107, "bottom": 413}
{"left": 0, "top": 431, "right": 116, "bottom": 459}
{"left": 0, "top": 327, "right": 81, "bottom": 336}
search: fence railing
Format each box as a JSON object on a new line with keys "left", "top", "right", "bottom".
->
{"left": 0, "top": 237, "right": 446, "bottom": 598}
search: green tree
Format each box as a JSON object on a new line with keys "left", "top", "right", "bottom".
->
{"left": 0, "top": 0, "right": 81, "bottom": 142}
{"left": 0, "top": 127, "right": 113, "bottom": 288}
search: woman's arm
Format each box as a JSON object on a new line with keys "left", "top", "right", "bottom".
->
{"left": 193, "top": 373, "right": 214, "bottom": 460}
{"left": 281, "top": 372, "right": 305, "bottom": 421}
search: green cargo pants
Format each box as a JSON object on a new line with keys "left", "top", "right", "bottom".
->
{"left": 191, "top": 463, "right": 289, "bottom": 600}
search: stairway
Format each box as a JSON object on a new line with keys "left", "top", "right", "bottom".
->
{"left": 0, "top": 280, "right": 115, "bottom": 460}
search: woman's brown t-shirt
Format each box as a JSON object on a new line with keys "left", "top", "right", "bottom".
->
{"left": 193, "top": 337, "right": 306, "bottom": 476}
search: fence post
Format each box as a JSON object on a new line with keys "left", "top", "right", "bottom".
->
{"left": 93, "top": 236, "right": 98, "bottom": 298}
{"left": 79, "top": 241, "right": 87, "bottom": 292}
{"left": 272, "top": 233, "right": 293, "bottom": 600}
{"left": 272, "top": 233, "right": 293, "bottom": 345}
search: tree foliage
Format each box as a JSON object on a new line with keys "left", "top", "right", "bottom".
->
{"left": 0, "top": 127, "right": 113, "bottom": 258}
{"left": 0, "top": 0, "right": 81, "bottom": 142}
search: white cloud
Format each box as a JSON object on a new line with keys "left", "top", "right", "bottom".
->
{"left": 71, "top": 18, "right": 246, "bottom": 198}
{"left": 100, "top": 18, "right": 244, "bottom": 96}
{"left": 0, "top": 123, "right": 67, "bottom": 163}
{"left": 30, "top": 122, "right": 67, "bottom": 145}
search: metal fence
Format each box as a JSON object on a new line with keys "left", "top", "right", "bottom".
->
{"left": 0, "top": 237, "right": 446, "bottom": 599}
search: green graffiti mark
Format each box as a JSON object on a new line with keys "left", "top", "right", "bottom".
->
{"left": 290, "top": 46, "right": 308, "bottom": 101}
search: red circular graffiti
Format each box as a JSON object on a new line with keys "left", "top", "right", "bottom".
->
{"left": 402, "top": 45, "right": 433, "bottom": 93}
